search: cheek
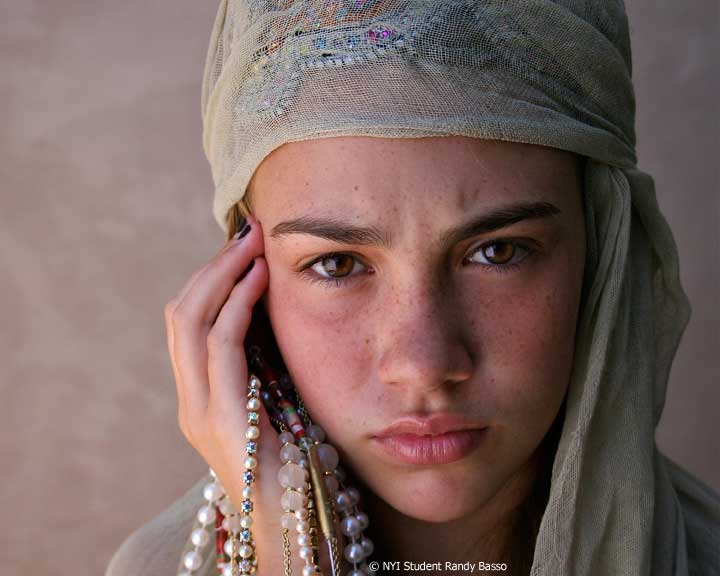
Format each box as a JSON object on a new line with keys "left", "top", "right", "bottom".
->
{"left": 471, "top": 258, "right": 582, "bottom": 428}
{"left": 264, "top": 275, "right": 374, "bottom": 437}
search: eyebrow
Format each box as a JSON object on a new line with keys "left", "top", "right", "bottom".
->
{"left": 269, "top": 200, "right": 561, "bottom": 249}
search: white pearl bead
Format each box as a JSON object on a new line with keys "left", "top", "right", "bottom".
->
{"left": 355, "top": 512, "right": 369, "bottom": 530}
{"left": 334, "top": 491, "right": 352, "bottom": 511}
{"left": 223, "top": 539, "right": 235, "bottom": 557}
{"left": 306, "top": 424, "right": 326, "bottom": 442}
{"left": 242, "top": 486, "right": 253, "bottom": 499}
{"left": 279, "top": 442, "right": 303, "bottom": 463}
{"left": 340, "top": 516, "right": 361, "bottom": 537}
{"left": 281, "top": 490, "right": 306, "bottom": 512}
{"left": 299, "top": 545, "right": 313, "bottom": 560}
{"left": 316, "top": 443, "right": 339, "bottom": 472}
{"left": 279, "top": 431, "right": 295, "bottom": 445}
{"left": 346, "top": 486, "right": 360, "bottom": 505}
{"left": 278, "top": 462, "right": 308, "bottom": 489}
{"left": 183, "top": 550, "right": 203, "bottom": 571}
{"left": 360, "top": 536, "right": 374, "bottom": 556}
{"left": 246, "top": 398, "right": 260, "bottom": 411}
{"left": 244, "top": 456, "right": 257, "bottom": 469}
{"left": 296, "top": 519, "right": 310, "bottom": 533}
{"left": 190, "top": 528, "right": 210, "bottom": 547}
{"left": 222, "top": 515, "right": 243, "bottom": 532}
{"left": 238, "top": 544, "right": 253, "bottom": 558}
{"left": 281, "top": 512, "right": 297, "bottom": 530}
{"left": 245, "top": 425, "right": 260, "bottom": 439}
{"left": 218, "top": 498, "right": 236, "bottom": 516}
{"left": 302, "top": 565, "right": 317, "bottom": 576}
{"left": 196, "top": 505, "right": 216, "bottom": 525}
{"left": 240, "top": 515, "right": 253, "bottom": 528}
{"left": 344, "top": 542, "right": 365, "bottom": 563}
{"left": 294, "top": 507, "right": 309, "bottom": 520}
{"left": 203, "top": 482, "right": 224, "bottom": 502}
{"left": 221, "top": 563, "right": 233, "bottom": 576}
{"left": 297, "top": 533, "right": 311, "bottom": 547}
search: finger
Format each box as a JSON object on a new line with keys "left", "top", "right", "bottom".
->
{"left": 165, "top": 216, "right": 255, "bottom": 434}
{"left": 166, "top": 214, "right": 254, "bottom": 334}
{"left": 165, "top": 234, "right": 245, "bottom": 425}
{"left": 164, "top": 299, "right": 189, "bottom": 428}
{"left": 177, "top": 216, "right": 264, "bottom": 329}
{"left": 207, "top": 255, "right": 268, "bottom": 418}
{"left": 171, "top": 219, "right": 265, "bottom": 425}
{"left": 173, "top": 216, "right": 253, "bottom": 309}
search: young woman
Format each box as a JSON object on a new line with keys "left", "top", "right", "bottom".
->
{"left": 106, "top": 1, "right": 720, "bottom": 575}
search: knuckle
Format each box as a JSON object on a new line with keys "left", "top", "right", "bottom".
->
{"left": 171, "top": 303, "right": 195, "bottom": 330}
{"left": 178, "top": 415, "right": 192, "bottom": 443}
{"left": 180, "top": 417, "right": 206, "bottom": 448}
{"left": 164, "top": 298, "right": 179, "bottom": 320}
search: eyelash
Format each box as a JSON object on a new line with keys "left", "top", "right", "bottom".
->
{"left": 298, "top": 239, "right": 536, "bottom": 288}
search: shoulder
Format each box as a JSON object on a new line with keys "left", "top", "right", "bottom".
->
{"left": 663, "top": 454, "right": 720, "bottom": 575}
{"left": 104, "top": 474, "right": 211, "bottom": 576}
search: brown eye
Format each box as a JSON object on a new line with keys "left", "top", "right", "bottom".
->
{"left": 480, "top": 241, "right": 515, "bottom": 264}
{"left": 466, "top": 240, "right": 531, "bottom": 269}
{"left": 312, "top": 253, "right": 359, "bottom": 278}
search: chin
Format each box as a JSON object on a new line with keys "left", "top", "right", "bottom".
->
{"left": 371, "top": 467, "right": 488, "bottom": 523}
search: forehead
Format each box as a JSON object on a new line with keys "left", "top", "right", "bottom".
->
{"left": 249, "top": 135, "right": 580, "bottom": 219}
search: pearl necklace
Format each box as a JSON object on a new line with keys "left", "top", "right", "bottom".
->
{"left": 177, "top": 348, "right": 374, "bottom": 576}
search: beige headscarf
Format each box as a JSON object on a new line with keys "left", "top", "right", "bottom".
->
{"left": 105, "top": 1, "right": 720, "bottom": 575}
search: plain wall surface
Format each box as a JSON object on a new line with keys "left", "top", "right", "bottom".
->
{"left": 0, "top": 1, "right": 717, "bottom": 575}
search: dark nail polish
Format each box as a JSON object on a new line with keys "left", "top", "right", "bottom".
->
{"left": 232, "top": 220, "right": 251, "bottom": 241}
{"left": 239, "top": 223, "right": 252, "bottom": 238}
{"left": 239, "top": 258, "right": 255, "bottom": 280}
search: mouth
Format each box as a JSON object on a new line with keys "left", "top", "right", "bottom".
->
{"left": 371, "top": 414, "right": 489, "bottom": 465}
{"left": 371, "top": 429, "right": 488, "bottom": 465}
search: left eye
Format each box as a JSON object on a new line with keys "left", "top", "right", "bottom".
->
{"left": 464, "top": 240, "right": 531, "bottom": 269}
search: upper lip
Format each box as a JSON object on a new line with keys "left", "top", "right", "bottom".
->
{"left": 373, "top": 413, "right": 488, "bottom": 438}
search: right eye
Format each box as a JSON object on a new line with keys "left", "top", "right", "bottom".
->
{"left": 299, "top": 252, "right": 370, "bottom": 288}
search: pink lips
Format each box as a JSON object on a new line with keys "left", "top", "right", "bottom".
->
{"left": 371, "top": 414, "right": 488, "bottom": 465}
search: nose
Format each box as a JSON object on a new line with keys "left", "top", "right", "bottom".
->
{"left": 376, "top": 279, "right": 474, "bottom": 398}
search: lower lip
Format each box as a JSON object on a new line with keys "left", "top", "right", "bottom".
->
{"left": 372, "top": 428, "right": 487, "bottom": 465}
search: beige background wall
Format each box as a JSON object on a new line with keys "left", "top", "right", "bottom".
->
{"left": 0, "top": 1, "right": 717, "bottom": 575}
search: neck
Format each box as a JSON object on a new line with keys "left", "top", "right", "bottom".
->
{"left": 352, "top": 417, "right": 561, "bottom": 575}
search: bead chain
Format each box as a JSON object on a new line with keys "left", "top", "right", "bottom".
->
{"left": 282, "top": 528, "right": 293, "bottom": 576}
{"left": 178, "top": 364, "right": 376, "bottom": 576}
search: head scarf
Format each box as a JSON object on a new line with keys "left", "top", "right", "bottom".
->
{"left": 105, "top": 1, "right": 720, "bottom": 575}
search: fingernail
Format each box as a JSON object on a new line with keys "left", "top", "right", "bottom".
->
{"left": 232, "top": 219, "right": 251, "bottom": 241}
{"left": 239, "top": 258, "right": 255, "bottom": 280}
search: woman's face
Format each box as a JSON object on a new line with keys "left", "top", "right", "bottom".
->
{"left": 250, "top": 135, "right": 586, "bottom": 522}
